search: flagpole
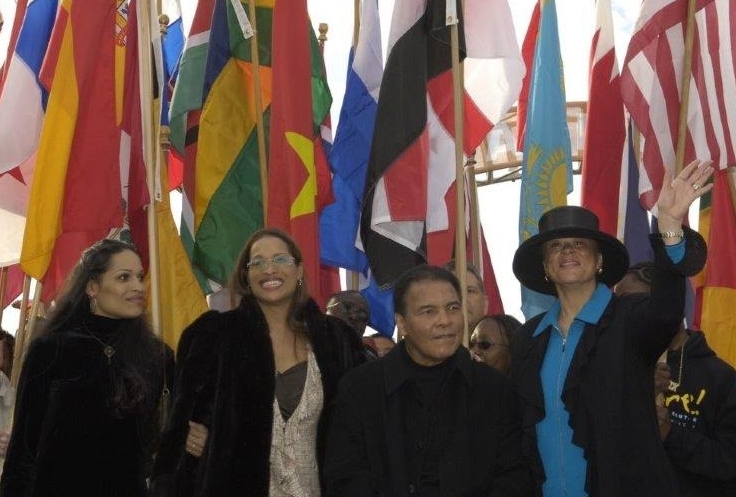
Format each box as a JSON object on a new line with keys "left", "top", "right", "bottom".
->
{"left": 0, "top": 267, "right": 7, "bottom": 323}
{"left": 139, "top": 0, "right": 163, "bottom": 336}
{"left": 466, "top": 154, "right": 481, "bottom": 269}
{"left": 248, "top": 0, "right": 268, "bottom": 224}
{"left": 449, "top": 5, "right": 469, "bottom": 347}
{"left": 674, "top": 0, "right": 697, "bottom": 173}
{"left": 10, "top": 275, "right": 31, "bottom": 388}
{"left": 352, "top": 0, "right": 360, "bottom": 47}
{"left": 728, "top": 167, "right": 736, "bottom": 218}
{"left": 658, "top": 0, "right": 698, "bottom": 377}
{"left": 345, "top": 0, "right": 361, "bottom": 293}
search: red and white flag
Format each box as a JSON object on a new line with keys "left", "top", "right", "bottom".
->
{"left": 581, "top": 0, "right": 627, "bottom": 238}
{"left": 621, "top": 0, "right": 736, "bottom": 211}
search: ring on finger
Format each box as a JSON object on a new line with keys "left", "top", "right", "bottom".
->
{"left": 693, "top": 183, "right": 700, "bottom": 190}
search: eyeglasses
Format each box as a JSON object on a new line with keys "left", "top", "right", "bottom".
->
{"left": 246, "top": 255, "right": 296, "bottom": 271}
{"left": 469, "top": 340, "right": 509, "bottom": 351}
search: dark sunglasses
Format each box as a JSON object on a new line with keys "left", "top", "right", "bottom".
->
{"left": 469, "top": 340, "right": 509, "bottom": 351}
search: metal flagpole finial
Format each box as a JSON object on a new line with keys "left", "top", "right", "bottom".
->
{"left": 319, "top": 23, "right": 329, "bottom": 44}
{"left": 159, "top": 14, "right": 169, "bottom": 35}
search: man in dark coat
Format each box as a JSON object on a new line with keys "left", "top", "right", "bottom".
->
{"left": 324, "top": 265, "right": 532, "bottom": 496}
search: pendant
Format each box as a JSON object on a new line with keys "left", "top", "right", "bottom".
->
{"left": 668, "top": 380, "right": 680, "bottom": 392}
{"left": 103, "top": 345, "right": 116, "bottom": 364}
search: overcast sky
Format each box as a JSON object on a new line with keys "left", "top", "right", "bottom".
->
{"left": 0, "top": 0, "right": 640, "bottom": 329}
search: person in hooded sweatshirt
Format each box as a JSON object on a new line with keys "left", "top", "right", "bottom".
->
{"left": 616, "top": 261, "right": 736, "bottom": 496}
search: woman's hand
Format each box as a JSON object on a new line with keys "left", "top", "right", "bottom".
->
{"left": 657, "top": 159, "right": 714, "bottom": 232}
{"left": 185, "top": 421, "right": 209, "bottom": 458}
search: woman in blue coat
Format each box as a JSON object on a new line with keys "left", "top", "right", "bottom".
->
{"left": 510, "top": 159, "right": 712, "bottom": 496}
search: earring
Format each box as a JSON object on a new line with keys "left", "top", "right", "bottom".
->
{"left": 89, "top": 296, "right": 98, "bottom": 313}
{"left": 297, "top": 278, "right": 303, "bottom": 287}
{"left": 543, "top": 274, "right": 550, "bottom": 282}
{"left": 597, "top": 267, "right": 603, "bottom": 275}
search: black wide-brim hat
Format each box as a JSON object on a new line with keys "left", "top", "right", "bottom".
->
{"left": 513, "top": 206, "right": 630, "bottom": 295}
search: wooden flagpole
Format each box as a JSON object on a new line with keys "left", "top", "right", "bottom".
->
{"left": 466, "top": 154, "right": 481, "bottom": 270}
{"left": 10, "top": 275, "right": 31, "bottom": 387}
{"left": 0, "top": 267, "right": 7, "bottom": 324}
{"left": 248, "top": 0, "right": 268, "bottom": 225}
{"left": 449, "top": 3, "right": 469, "bottom": 347}
{"left": 657, "top": 0, "right": 698, "bottom": 385}
{"left": 674, "top": 0, "right": 697, "bottom": 174}
{"left": 345, "top": 0, "right": 361, "bottom": 292}
{"left": 139, "top": 0, "right": 162, "bottom": 336}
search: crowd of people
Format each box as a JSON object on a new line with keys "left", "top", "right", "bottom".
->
{"left": 0, "top": 159, "right": 733, "bottom": 496}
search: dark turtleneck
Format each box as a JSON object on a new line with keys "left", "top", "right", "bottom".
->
{"left": 84, "top": 313, "right": 126, "bottom": 339}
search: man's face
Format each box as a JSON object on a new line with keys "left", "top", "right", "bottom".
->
{"left": 455, "top": 271, "right": 488, "bottom": 330}
{"left": 396, "top": 279, "right": 463, "bottom": 367}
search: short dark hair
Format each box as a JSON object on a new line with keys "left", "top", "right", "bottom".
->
{"left": 327, "top": 290, "right": 367, "bottom": 308}
{"left": 625, "top": 261, "right": 654, "bottom": 286}
{"left": 475, "top": 314, "right": 522, "bottom": 345}
{"left": 393, "top": 265, "right": 461, "bottom": 316}
{"left": 443, "top": 260, "right": 485, "bottom": 294}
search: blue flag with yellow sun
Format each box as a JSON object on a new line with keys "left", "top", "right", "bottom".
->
{"left": 518, "top": 0, "right": 573, "bottom": 319}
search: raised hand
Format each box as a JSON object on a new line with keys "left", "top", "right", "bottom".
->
{"left": 657, "top": 159, "right": 714, "bottom": 232}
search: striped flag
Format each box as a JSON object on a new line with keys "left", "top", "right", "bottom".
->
{"left": 359, "top": 0, "right": 446, "bottom": 287}
{"left": 0, "top": 0, "right": 57, "bottom": 268}
{"left": 361, "top": 0, "right": 523, "bottom": 288}
{"left": 621, "top": 0, "right": 736, "bottom": 212}
{"left": 581, "top": 0, "right": 626, "bottom": 239}
{"left": 518, "top": 0, "right": 573, "bottom": 319}
{"left": 189, "top": 0, "right": 270, "bottom": 286}
{"left": 317, "top": 0, "right": 395, "bottom": 333}
{"left": 123, "top": 0, "right": 207, "bottom": 346}
{"left": 694, "top": 168, "right": 736, "bottom": 365}
{"left": 169, "top": 0, "right": 215, "bottom": 289}
{"left": 320, "top": 0, "right": 382, "bottom": 275}
{"left": 0, "top": 0, "right": 29, "bottom": 89}
{"left": 20, "top": 0, "right": 129, "bottom": 300}
{"left": 516, "top": 0, "right": 540, "bottom": 152}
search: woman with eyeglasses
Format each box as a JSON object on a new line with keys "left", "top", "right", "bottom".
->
{"left": 469, "top": 314, "right": 522, "bottom": 375}
{"left": 150, "top": 228, "right": 366, "bottom": 497}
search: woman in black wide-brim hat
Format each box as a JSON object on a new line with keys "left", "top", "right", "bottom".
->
{"left": 509, "top": 159, "right": 713, "bottom": 497}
